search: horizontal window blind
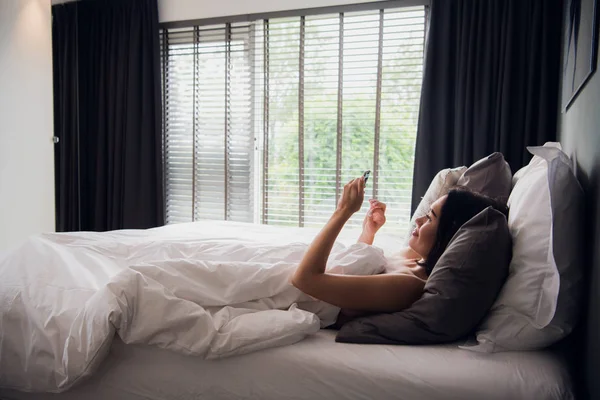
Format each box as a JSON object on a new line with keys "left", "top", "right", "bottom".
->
{"left": 161, "top": 24, "right": 254, "bottom": 224}
{"left": 253, "top": 7, "right": 425, "bottom": 232}
{"left": 161, "top": 5, "right": 425, "bottom": 236}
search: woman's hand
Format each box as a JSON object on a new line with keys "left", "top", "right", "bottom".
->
{"left": 336, "top": 177, "right": 365, "bottom": 216}
{"left": 358, "top": 199, "right": 386, "bottom": 245}
{"left": 363, "top": 199, "right": 387, "bottom": 234}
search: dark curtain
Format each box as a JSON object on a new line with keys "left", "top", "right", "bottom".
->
{"left": 411, "top": 0, "right": 563, "bottom": 212}
{"left": 52, "top": 0, "right": 164, "bottom": 231}
{"left": 53, "top": 6, "right": 81, "bottom": 232}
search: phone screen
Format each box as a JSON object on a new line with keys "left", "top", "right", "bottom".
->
{"left": 363, "top": 170, "right": 371, "bottom": 184}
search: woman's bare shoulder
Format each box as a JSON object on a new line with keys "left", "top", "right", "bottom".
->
{"left": 384, "top": 251, "right": 428, "bottom": 282}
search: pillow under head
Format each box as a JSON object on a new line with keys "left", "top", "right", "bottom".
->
{"left": 336, "top": 207, "right": 511, "bottom": 345}
{"left": 405, "top": 152, "right": 512, "bottom": 246}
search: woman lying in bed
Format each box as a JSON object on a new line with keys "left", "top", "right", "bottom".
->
{"left": 292, "top": 176, "right": 507, "bottom": 317}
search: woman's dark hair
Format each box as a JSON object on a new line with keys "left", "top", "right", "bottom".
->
{"left": 420, "top": 186, "right": 509, "bottom": 275}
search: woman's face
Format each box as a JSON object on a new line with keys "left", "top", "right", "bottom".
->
{"left": 408, "top": 195, "right": 447, "bottom": 260}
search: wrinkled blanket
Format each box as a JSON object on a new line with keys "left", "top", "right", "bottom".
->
{"left": 0, "top": 223, "right": 386, "bottom": 393}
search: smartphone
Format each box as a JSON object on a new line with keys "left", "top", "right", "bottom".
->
{"left": 363, "top": 170, "right": 371, "bottom": 184}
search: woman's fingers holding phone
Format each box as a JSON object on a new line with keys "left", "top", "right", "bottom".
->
{"left": 338, "top": 178, "right": 365, "bottom": 215}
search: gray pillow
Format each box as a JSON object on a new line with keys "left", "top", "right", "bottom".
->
{"left": 457, "top": 152, "right": 512, "bottom": 202}
{"left": 336, "top": 207, "right": 511, "bottom": 345}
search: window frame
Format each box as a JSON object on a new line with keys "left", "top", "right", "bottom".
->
{"left": 160, "top": 0, "right": 429, "bottom": 232}
{"left": 159, "top": 0, "right": 430, "bottom": 31}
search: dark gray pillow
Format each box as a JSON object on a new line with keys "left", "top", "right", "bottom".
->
{"left": 457, "top": 152, "right": 512, "bottom": 202}
{"left": 336, "top": 207, "right": 511, "bottom": 345}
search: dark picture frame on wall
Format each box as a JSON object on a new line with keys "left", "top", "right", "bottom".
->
{"left": 562, "top": 0, "right": 599, "bottom": 111}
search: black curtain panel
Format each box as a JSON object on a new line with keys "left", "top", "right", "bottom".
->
{"left": 411, "top": 0, "right": 563, "bottom": 212}
{"left": 52, "top": 0, "right": 164, "bottom": 231}
{"left": 52, "top": 5, "right": 81, "bottom": 232}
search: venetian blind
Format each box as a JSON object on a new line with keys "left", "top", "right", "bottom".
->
{"left": 161, "top": 24, "right": 254, "bottom": 223}
{"left": 161, "top": 5, "right": 425, "bottom": 235}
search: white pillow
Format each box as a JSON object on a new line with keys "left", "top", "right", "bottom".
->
{"left": 511, "top": 165, "right": 529, "bottom": 188}
{"left": 464, "top": 143, "right": 584, "bottom": 352}
{"left": 404, "top": 166, "right": 466, "bottom": 245}
{"left": 510, "top": 142, "right": 562, "bottom": 188}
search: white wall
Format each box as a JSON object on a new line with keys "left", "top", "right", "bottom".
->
{"left": 158, "top": 0, "right": 382, "bottom": 22}
{"left": 0, "top": 0, "right": 55, "bottom": 250}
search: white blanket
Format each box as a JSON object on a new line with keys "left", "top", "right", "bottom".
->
{"left": 0, "top": 222, "right": 387, "bottom": 393}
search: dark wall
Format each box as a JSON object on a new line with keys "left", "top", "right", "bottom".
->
{"left": 557, "top": 25, "right": 600, "bottom": 400}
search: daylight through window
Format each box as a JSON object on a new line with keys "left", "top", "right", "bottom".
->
{"left": 160, "top": 5, "right": 425, "bottom": 237}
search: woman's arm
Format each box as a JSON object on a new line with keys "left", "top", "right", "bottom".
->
{"left": 291, "top": 178, "right": 425, "bottom": 313}
{"left": 292, "top": 208, "right": 351, "bottom": 281}
{"left": 293, "top": 267, "right": 425, "bottom": 312}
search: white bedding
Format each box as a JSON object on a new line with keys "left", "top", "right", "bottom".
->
{"left": 0, "top": 221, "right": 390, "bottom": 393}
{"left": 0, "top": 221, "right": 574, "bottom": 399}
{"left": 0, "top": 330, "right": 574, "bottom": 400}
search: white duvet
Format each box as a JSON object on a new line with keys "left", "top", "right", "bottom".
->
{"left": 0, "top": 221, "right": 387, "bottom": 393}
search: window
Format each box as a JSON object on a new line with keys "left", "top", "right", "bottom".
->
{"left": 160, "top": 5, "right": 425, "bottom": 237}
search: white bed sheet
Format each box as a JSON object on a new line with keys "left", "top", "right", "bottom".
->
{"left": 1, "top": 330, "right": 573, "bottom": 400}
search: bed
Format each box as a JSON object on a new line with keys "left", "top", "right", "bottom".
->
{"left": 0, "top": 330, "right": 573, "bottom": 400}
{"left": 0, "top": 220, "right": 576, "bottom": 400}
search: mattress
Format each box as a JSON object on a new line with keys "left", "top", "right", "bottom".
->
{"left": 1, "top": 329, "right": 573, "bottom": 400}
